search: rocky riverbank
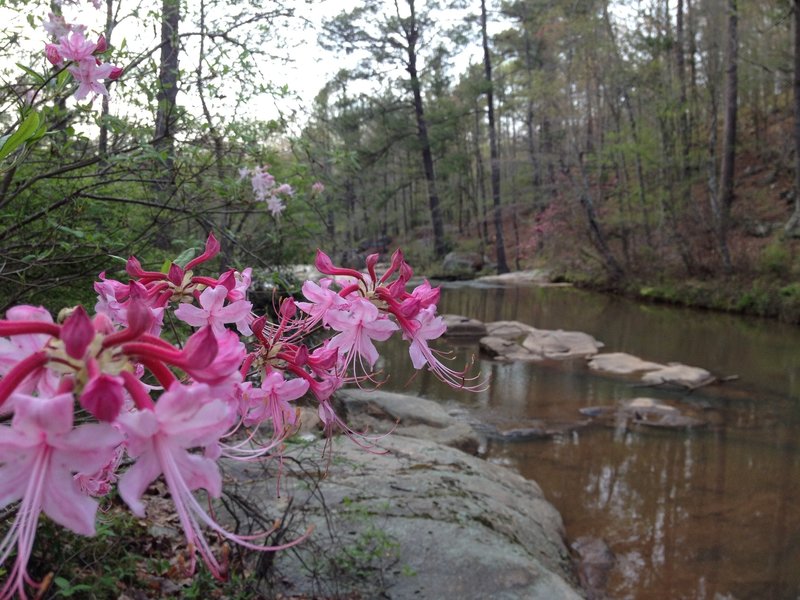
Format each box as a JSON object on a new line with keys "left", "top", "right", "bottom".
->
{"left": 220, "top": 390, "right": 584, "bottom": 599}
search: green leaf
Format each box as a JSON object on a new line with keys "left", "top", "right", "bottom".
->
{"left": 57, "top": 69, "right": 71, "bottom": 88}
{"left": 53, "top": 224, "right": 85, "bottom": 239}
{"left": 0, "top": 112, "right": 41, "bottom": 162}
{"left": 160, "top": 259, "right": 171, "bottom": 274}
{"left": 173, "top": 247, "right": 197, "bottom": 268}
{"left": 16, "top": 63, "right": 45, "bottom": 85}
{"left": 53, "top": 577, "right": 71, "bottom": 590}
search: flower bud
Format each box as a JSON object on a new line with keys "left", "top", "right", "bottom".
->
{"left": 94, "top": 34, "right": 107, "bottom": 54}
{"left": 45, "top": 43, "right": 62, "bottom": 65}
{"left": 109, "top": 65, "right": 123, "bottom": 80}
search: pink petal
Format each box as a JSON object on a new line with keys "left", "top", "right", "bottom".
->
{"left": 118, "top": 450, "right": 161, "bottom": 517}
{"left": 42, "top": 464, "right": 99, "bottom": 536}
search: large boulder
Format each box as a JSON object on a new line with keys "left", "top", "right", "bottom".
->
{"left": 221, "top": 435, "right": 582, "bottom": 599}
{"left": 441, "top": 251, "right": 485, "bottom": 278}
{"left": 334, "top": 388, "right": 481, "bottom": 455}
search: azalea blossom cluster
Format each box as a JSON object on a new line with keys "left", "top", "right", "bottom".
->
{"left": 0, "top": 233, "right": 481, "bottom": 599}
{"left": 43, "top": 10, "right": 122, "bottom": 101}
{"left": 238, "top": 166, "right": 323, "bottom": 218}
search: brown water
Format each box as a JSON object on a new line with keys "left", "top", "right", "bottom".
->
{"left": 378, "top": 281, "right": 800, "bottom": 600}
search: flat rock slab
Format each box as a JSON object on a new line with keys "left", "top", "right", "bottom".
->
{"left": 476, "top": 269, "right": 556, "bottom": 285}
{"left": 589, "top": 353, "right": 715, "bottom": 389}
{"left": 480, "top": 335, "right": 529, "bottom": 361}
{"left": 221, "top": 435, "right": 582, "bottom": 600}
{"left": 442, "top": 314, "right": 488, "bottom": 338}
{"left": 335, "top": 388, "right": 481, "bottom": 455}
{"left": 641, "top": 364, "right": 715, "bottom": 388}
{"left": 480, "top": 328, "right": 604, "bottom": 362}
{"left": 588, "top": 352, "right": 664, "bottom": 374}
{"left": 522, "top": 329, "right": 604, "bottom": 359}
{"left": 485, "top": 320, "right": 537, "bottom": 340}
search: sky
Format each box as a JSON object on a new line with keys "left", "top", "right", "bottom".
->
{"left": 1, "top": 1, "right": 638, "bottom": 133}
{"left": 0, "top": 0, "right": 503, "bottom": 130}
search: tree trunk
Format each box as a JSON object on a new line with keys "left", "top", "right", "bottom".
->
{"left": 481, "top": 0, "right": 509, "bottom": 273}
{"left": 785, "top": 0, "right": 800, "bottom": 235}
{"left": 98, "top": 0, "right": 115, "bottom": 159}
{"left": 154, "top": 0, "right": 180, "bottom": 192}
{"left": 715, "top": 0, "right": 738, "bottom": 271}
{"left": 405, "top": 0, "right": 446, "bottom": 259}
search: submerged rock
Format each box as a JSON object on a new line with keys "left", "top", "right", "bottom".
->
{"left": 579, "top": 397, "right": 708, "bottom": 430}
{"left": 572, "top": 536, "right": 615, "bottom": 600}
{"left": 222, "top": 435, "right": 582, "bottom": 599}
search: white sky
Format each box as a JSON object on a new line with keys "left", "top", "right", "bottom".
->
{"left": 2, "top": 1, "right": 637, "bottom": 133}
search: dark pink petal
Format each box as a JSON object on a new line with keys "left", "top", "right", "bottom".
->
{"left": 79, "top": 374, "right": 125, "bottom": 421}
{"left": 185, "top": 232, "right": 221, "bottom": 271}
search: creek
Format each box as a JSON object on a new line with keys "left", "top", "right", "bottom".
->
{"left": 377, "top": 280, "right": 800, "bottom": 599}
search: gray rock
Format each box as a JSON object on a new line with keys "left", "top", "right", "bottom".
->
{"left": 476, "top": 269, "right": 556, "bottom": 285}
{"left": 579, "top": 397, "right": 708, "bottom": 430}
{"left": 588, "top": 352, "right": 663, "bottom": 375}
{"left": 335, "top": 388, "right": 481, "bottom": 455}
{"left": 522, "top": 329, "right": 604, "bottom": 359}
{"left": 221, "top": 435, "right": 582, "bottom": 600}
{"left": 640, "top": 363, "right": 715, "bottom": 388}
{"left": 442, "top": 314, "right": 488, "bottom": 338}
{"left": 572, "top": 536, "right": 614, "bottom": 600}
{"left": 486, "top": 320, "right": 537, "bottom": 340}
{"left": 442, "top": 251, "right": 485, "bottom": 277}
{"left": 480, "top": 335, "right": 529, "bottom": 361}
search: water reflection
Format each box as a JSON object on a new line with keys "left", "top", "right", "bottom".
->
{"left": 377, "top": 282, "right": 800, "bottom": 599}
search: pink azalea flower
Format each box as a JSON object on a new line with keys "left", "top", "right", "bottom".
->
{"left": 325, "top": 297, "right": 398, "bottom": 372}
{"left": 43, "top": 13, "right": 85, "bottom": 39}
{"left": 0, "top": 393, "right": 122, "bottom": 599}
{"left": 296, "top": 279, "right": 345, "bottom": 328}
{"left": 250, "top": 167, "right": 275, "bottom": 200}
{"left": 56, "top": 30, "right": 97, "bottom": 63}
{"left": 174, "top": 285, "right": 253, "bottom": 337}
{"left": 266, "top": 195, "right": 285, "bottom": 217}
{"left": 117, "top": 383, "right": 295, "bottom": 578}
{"left": 242, "top": 370, "right": 308, "bottom": 433}
{"left": 275, "top": 183, "right": 294, "bottom": 196}
{"left": 68, "top": 59, "right": 116, "bottom": 100}
{"left": 405, "top": 305, "right": 447, "bottom": 369}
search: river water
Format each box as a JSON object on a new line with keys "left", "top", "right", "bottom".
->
{"left": 377, "top": 281, "right": 800, "bottom": 599}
